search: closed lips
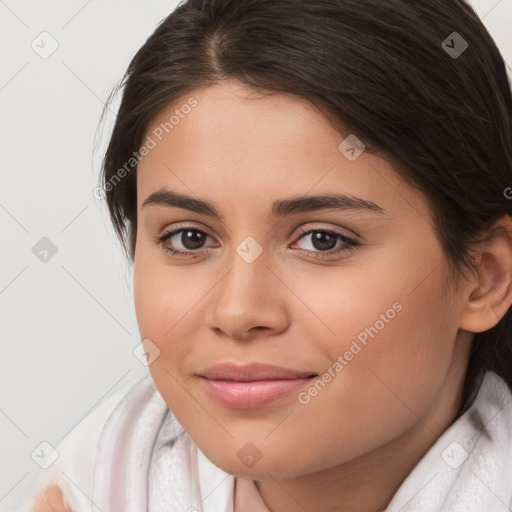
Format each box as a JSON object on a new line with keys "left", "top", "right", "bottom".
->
{"left": 197, "top": 363, "right": 318, "bottom": 409}
{"left": 198, "top": 362, "right": 318, "bottom": 381}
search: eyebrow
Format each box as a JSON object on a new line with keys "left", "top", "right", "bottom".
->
{"left": 142, "top": 188, "right": 385, "bottom": 221}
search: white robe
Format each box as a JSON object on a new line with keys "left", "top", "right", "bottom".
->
{"left": 14, "top": 370, "right": 512, "bottom": 512}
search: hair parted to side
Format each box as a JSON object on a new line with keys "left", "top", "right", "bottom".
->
{"left": 99, "top": 0, "right": 512, "bottom": 413}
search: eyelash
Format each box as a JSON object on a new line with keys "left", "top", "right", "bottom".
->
{"left": 154, "top": 226, "right": 359, "bottom": 259}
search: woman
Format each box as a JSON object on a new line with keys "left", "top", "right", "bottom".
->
{"left": 21, "top": 0, "right": 512, "bottom": 510}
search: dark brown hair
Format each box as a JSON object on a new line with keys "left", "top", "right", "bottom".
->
{"left": 99, "top": 0, "right": 512, "bottom": 414}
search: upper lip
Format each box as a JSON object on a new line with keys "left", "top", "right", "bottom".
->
{"left": 198, "top": 362, "right": 317, "bottom": 381}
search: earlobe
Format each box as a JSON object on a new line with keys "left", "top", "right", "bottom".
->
{"left": 459, "top": 214, "right": 512, "bottom": 333}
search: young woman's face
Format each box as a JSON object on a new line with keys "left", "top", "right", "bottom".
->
{"left": 134, "top": 80, "right": 473, "bottom": 478}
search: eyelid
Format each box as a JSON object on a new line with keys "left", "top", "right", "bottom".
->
{"left": 292, "top": 222, "right": 358, "bottom": 240}
{"left": 158, "top": 221, "right": 217, "bottom": 240}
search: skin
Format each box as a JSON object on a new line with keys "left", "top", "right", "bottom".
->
{"left": 30, "top": 485, "right": 69, "bottom": 512}
{"left": 130, "top": 80, "right": 512, "bottom": 512}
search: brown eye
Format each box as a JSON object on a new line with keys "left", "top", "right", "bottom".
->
{"left": 155, "top": 227, "right": 215, "bottom": 256}
{"left": 292, "top": 228, "right": 359, "bottom": 259}
{"left": 178, "top": 229, "right": 207, "bottom": 250}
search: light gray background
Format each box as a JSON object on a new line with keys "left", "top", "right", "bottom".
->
{"left": 1, "top": 0, "right": 511, "bottom": 510}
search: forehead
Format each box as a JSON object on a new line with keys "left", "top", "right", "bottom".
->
{"left": 136, "top": 81, "right": 431, "bottom": 223}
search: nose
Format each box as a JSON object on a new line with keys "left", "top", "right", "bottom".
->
{"left": 205, "top": 244, "right": 290, "bottom": 341}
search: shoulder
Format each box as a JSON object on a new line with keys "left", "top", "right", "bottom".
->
{"left": 17, "top": 375, "right": 154, "bottom": 512}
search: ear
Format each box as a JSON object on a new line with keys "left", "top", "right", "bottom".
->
{"left": 459, "top": 214, "right": 512, "bottom": 333}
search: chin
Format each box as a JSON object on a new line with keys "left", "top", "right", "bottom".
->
{"left": 200, "top": 442, "right": 308, "bottom": 480}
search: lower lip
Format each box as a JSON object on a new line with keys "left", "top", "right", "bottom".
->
{"left": 199, "top": 376, "right": 316, "bottom": 409}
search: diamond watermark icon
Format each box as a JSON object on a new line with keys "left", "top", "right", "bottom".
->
{"left": 31, "top": 31, "right": 59, "bottom": 59}
{"left": 236, "top": 236, "right": 263, "bottom": 264}
{"left": 237, "top": 442, "right": 263, "bottom": 468}
{"left": 32, "top": 237, "right": 58, "bottom": 263}
{"left": 441, "top": 441, "right": 468, "bottom": 469}
{"left": 31, "top": 441, "right": 59, "bottom": 469}
{"left": 133, "top": 338, "right": 161, "bottom": 366}
{"left": 442, "top": 32, "right": 468, "bottom": 59}
{"left": 339, "top": 134, "right": 365, "bottom": 161}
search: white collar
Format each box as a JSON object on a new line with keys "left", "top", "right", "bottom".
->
{"left": 92, "top": 371, "right": 512, "bottom": 512}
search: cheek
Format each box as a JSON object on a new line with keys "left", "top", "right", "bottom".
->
{"left": 294, "top": 243, "right": 455, "bottom": 401}
{"left": 134, "top": 244, "right": 201, "bottom": 342}
{"left": 133, "top": 249, "right": 208, "bottom": 411}
{"left": 315, "top": 256, "right": 455, "bottom": 426}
